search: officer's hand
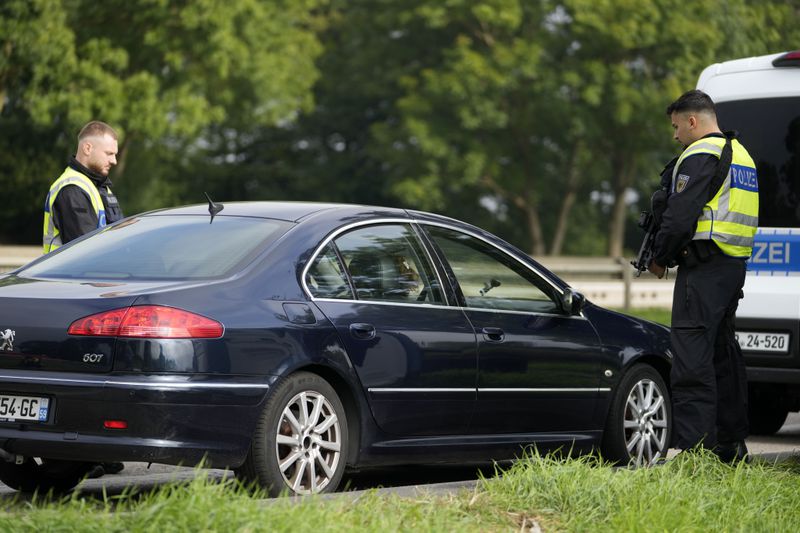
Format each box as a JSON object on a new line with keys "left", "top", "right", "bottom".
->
{"left": 648, "top": 260, "right": 666, "bottom": 279}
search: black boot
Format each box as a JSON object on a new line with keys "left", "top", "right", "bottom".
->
{"left": 102, "top": 462, "right": 125, "bottom": 474}
{"left": 86, "top": 463, "right": 106, "bottom": 479}
{"left": 714, "top": 441, "right": 750, "bottom": 464}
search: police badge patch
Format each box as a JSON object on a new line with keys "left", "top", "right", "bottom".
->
{"left": 675, "top": 174, "right": 690, "bottom": 193}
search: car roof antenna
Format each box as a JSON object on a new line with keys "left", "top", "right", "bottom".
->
{"left": 204, "top": 192, "right": 224, "bottom": 224}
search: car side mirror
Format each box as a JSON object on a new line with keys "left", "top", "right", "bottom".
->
{"left": 561, "top": 288, "right": 586, "bottom": 315}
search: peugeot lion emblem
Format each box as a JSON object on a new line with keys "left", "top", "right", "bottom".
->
{"left": 0, "top": 329, "right": 15, "bottom": 352}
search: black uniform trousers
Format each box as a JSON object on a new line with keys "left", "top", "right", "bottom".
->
{"left": 670, "top": 250, "right": 749, "bottom": 449}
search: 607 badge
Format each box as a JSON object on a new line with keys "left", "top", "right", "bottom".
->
{"left": 83, "top": 353, "right": 105, "bottom": 363}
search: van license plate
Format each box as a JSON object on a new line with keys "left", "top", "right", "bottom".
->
{"left": 0, "top": 395, "right": 49, "bottom": 422}
{"left": 735, "top": 332, "right": 790, "bottom": 353}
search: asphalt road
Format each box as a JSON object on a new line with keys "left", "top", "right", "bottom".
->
{"left": 1, "top": 413, "right": 798, "bottom": 500}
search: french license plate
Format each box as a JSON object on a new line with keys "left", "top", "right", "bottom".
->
{"left": 736, "top": 331, "right": 790, "bottom": 353}
{"left": 0, "top": 394, "right": 49, "bottom": 422}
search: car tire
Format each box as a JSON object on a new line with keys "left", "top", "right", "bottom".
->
{"left": 601, "top": 364, "right": 671, "bottom": 466}
{"left": 747, "top": 392, "right": 789, "bottom": 435}
{"left": 237, "top": 372, "right": 348, "bottom": 496}
{"left": 0, "top": 458, "right": 92, "bottom": 493}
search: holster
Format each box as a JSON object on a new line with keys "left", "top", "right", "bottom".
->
{"left": 678, "top": 240, "right": 721, "bottom": 268}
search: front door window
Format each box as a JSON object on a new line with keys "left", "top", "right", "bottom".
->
{"left": 425, "top": 226, "right": 560, "bottom": 314}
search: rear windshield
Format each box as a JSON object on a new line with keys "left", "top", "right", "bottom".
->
{"left": 24, "top": 215, "right": 291, "bottom": 280}
{"left": 716, "top": 97, "right": 800, "bottom": 228}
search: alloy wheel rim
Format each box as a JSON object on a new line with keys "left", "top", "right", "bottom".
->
{"left": 275, "top": 390, "right": 342, "bottom": 494}
{"left": 623, "top": 378, "right": 668, "bottom": 466}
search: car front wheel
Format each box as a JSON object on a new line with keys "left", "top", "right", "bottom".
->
{"left": 237, "top": 372, "right": 348, "bottom": 496}
{"left": 601, "top": 364, "right": 671, "bottom": 466}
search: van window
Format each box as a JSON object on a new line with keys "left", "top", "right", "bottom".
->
{"left": 716, "top": 97, "right": 800, "bottom": 228}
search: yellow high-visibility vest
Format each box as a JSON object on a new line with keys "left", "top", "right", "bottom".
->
{"left": 672, "top": 136, "right": 759, "bottom": 258}
{"left": 43, "top": 168, "right": 106, "bottom": 254}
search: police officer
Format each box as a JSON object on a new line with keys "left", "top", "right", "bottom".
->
{"left": 42, "top": 120, "right": 126, "bottom": 477}
{"left": 43, "top": 121, "right": 124, "bottom": 253}
{"left": 648, "top": 90, "right": 758, "bottom": 462}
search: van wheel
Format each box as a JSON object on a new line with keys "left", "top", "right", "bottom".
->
{"left": 237, "top": 372, "right": 347, "bottom": 496}
{"left": 748, "top": 393, "right": 789, "bottom": 435}
{"left": 0, "top": 458, "right": 92, "bottom": 493}
{"left": 601, "top": 364, "right": 672, "bottom": 466}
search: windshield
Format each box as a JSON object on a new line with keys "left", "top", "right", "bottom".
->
{"left": 716, "top": 97, "right": 800, "bottom": 228}
{"left": 22, "top": 215, "right": 291, "bottom": 280}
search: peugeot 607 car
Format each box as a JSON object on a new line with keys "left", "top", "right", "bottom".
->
{"left": 0, "top": 202, "right": 672, "bottom": 495}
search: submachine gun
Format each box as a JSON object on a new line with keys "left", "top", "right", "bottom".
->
{"left": 630, "top": 184, "right": 670, "bottom": 276}
{"left": 631, "top": 154, "right": 678, "bottom": 276}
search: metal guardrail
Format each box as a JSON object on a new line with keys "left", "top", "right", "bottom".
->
{"left": 537, "top": 256, "right": 637, "bottom": 307}
{"left": 536, "top": 256, "right": 670, "bottom": 311}
{"left": 0, "top": 245, "right": 39, "bottom": 273}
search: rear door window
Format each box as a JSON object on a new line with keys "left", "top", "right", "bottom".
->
{"left": 332, "top": 224, "right": 446, "bottom": 305}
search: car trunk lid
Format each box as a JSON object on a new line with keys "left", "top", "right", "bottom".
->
{"left": 0, "top": 275, "right": 169, "bottom": 373}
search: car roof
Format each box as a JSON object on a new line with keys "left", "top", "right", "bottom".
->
{"left": 141, "top": 201, "right": 410, "bottom": 223}
{"left": 140, "top": 201, "right": 516, "bottom": 247}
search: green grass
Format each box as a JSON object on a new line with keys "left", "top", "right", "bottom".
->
{"left": 480, "top": 452, "right": 800, "bottom": 532}
{"left": 3, "top": 453, "right": 800, "bottom": 532}
{"left": 612, "top": 307, "right": 671, "bottom": 325}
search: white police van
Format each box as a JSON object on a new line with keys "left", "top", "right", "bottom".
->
{"left": 697, "top": 50, "right": 800, "bottom": 434}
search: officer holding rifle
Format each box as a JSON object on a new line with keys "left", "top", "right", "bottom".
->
{"left": 645, "top": 90, "right": 758, "bottom": 463}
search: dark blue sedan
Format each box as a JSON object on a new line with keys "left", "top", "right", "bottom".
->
{"left": 0, "top": 202, "right": 672, "bottom": 495}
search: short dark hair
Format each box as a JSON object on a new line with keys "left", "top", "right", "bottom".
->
{"left": 666, "top": 90, "right": 716, "bottom": 117}
{"left": 78, "top": 121, "right": 118, "bottom": 142}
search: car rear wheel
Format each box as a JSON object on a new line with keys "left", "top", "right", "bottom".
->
{"left": 0, "top": 457, "right": 92, "bottom": 493}
{"left": 237, "top": 372, "right": 348, "bottom": 496}
{"left": 601, "top": 364, "right": 671, "bottom": 467}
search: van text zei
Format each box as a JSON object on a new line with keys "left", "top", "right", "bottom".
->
{"left": 748, "top": 231, "right": 800, "bottom": 274}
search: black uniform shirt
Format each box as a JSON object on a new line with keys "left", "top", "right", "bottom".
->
{"left": 653, "top": 133, "right": 724, "bottom": 267}
{"left": 52, "top": 157, "right": 124, "bottom": 244}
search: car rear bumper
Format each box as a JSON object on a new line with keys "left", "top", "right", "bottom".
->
{"left": 0, "top": 371, "right": 276, "bottom": 468}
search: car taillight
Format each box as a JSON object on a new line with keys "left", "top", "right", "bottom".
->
{"left": 68, "top": 306, "right": 224, "bottom": 338}
{"left": 773, "top": 50, "right": 800, "bottom": 67}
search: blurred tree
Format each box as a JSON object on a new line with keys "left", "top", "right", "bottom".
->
{"left": 0, "top": 0, "right": 75, "bottom": 115}
{"left": 375, "top": 0, "right": 728, "bottom": 256}
{"left": 0, "top": 0, "right": 77, "bottom": 244}
{"left": 376, "top": 0, "right": 580, "bottom": 256}
{"left": 0, "top": 0, "right": 325, "bottom": 243}
{"left": 366, "top": 0, "right": 800, "bottom": 256}
{"left": 181, "top": 0, "right": 419, "bottom": 206}
{"left": 560, "top": 0, "right": 728, "bottom": 257}
{"left": 3, "top": 0, "right": 798, "bottom": 253}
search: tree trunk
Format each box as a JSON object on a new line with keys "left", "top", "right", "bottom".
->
{"left": 608, "top": 151, "right": 637, "bottom": 257}
{"left": 549, "top": 141, "right": 583, "bottom": 256}
{"left": 523, "top": 200, "right": 546, "bottom": 257}
{"left": 481, "top": 174, "right": 546, "bottom": 256}
{"left": 112, "top": 137, "right": 132, "bottom": 182}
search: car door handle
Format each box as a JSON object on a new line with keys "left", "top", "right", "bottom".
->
{"left": 349, "top": 323, "right": 376, "bottom": 340}
{"left": 481, "top": 327, "right": 505, "bottom": 342}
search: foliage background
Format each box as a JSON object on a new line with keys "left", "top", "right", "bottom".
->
{"left": 2, "top": 0, "right": 798, "bottom": 253}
